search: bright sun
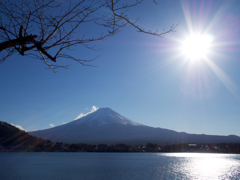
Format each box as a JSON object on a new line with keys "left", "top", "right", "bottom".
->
{"left": 181, "top": 34, "right": 213, "bottom": 61}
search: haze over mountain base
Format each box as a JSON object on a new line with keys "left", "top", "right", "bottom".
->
{"left": 28, "top": 108, "right": 240, "bottom": 145}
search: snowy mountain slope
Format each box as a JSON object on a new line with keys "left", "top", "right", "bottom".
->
{"left": 73, "top": 107, "right": 143, "bottom": 126}
{"left": 28, "top": 108, "right": 240, "bottom": 145}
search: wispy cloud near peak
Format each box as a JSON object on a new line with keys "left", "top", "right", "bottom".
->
{"left": 75, "top": 106, "right": 98, "bottom": 120}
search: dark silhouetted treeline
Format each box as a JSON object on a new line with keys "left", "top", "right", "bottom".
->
{"left": 1, "top": 121, "right": 240, "bottom": 153}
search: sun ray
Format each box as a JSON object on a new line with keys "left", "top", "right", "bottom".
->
{"left": 204, "top": 1, "right": 233, "bottom": 34}
{"left": 204, "top": 57, "right": 240, "bottom": 100}
{"left": 181, "top": 0, "right": 194, "bottom": 34}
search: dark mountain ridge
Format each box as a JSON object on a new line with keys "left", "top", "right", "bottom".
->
{"left": 0, "top": 121, "right": 47, "bottom": 150}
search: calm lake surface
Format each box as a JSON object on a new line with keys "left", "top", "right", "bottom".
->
{"left": 0, "top": 152, "right": 240, "bottom": 180}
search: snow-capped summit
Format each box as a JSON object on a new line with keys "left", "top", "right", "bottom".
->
{"left": 74, "top": 107, "right": 142, "bottom": 127}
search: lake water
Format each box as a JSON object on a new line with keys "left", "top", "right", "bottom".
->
{"left": 0, "top": 153, "right": 240, "bottom": 180}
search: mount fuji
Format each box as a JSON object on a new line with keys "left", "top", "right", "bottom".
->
{"left": 29, "top": 107, "right": 240, "bottom": 145}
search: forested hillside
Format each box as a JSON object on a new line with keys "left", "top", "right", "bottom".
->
{"left": 0, "top": 121, "right": 50, "bottom": 151}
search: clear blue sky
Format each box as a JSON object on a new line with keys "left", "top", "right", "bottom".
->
{"left": 1, "top": 0, "right": 240, "bottom": 136}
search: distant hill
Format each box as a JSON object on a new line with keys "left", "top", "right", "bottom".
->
{"left": 28, "top": 108, "right": 240, "bottom": 145}
{"left": 0, "top": 121, "right": 46, "bottom": 150}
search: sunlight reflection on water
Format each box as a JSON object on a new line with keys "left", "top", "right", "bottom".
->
{"left": 161, "top": 153, "right": 240, "bottom": 179}
{"left": 0, "top": 153, "right": 240, "bottom": 180}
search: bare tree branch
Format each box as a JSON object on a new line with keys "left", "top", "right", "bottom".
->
{"left": 0, "top": 0, "right": 177, "bottom": 72}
